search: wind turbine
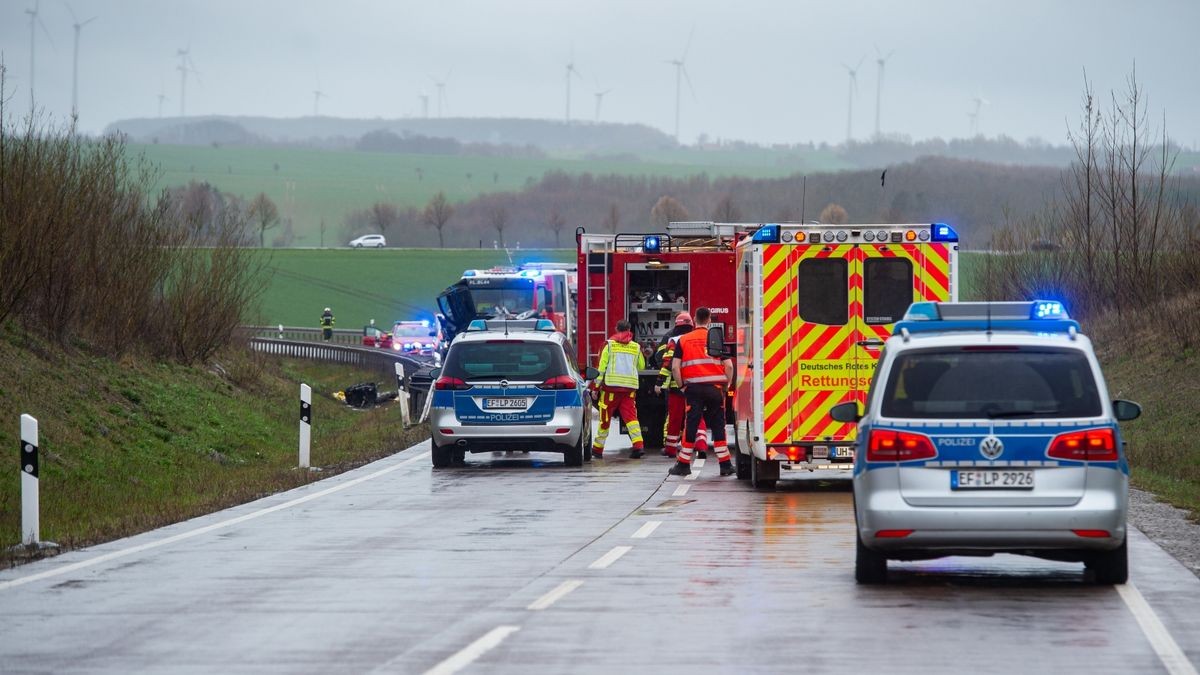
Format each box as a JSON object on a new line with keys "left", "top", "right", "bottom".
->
{"left": 176, "top": 46, "right": 200, "bottom": 117}
{"left": 24, "top": 0, "right": 55, "bottom": 110}
{"left": 666, "top": 27, "right": 696, "bottom": 142}
{"left": 842, "top": 57, "right": 864, "bottom": 142}
{"left": 429, "top": 70, "right": 452, "bottom": 118}
{"left": 419, "top": 91, "right": 430, "bottom": 118}
{"left": 312, "top": 89, "right": 327, "bottom": 116}
{"left": 593, "top": 85, "right": 612, "bottom": 123}
{"left": 564, "top": 50, "right": 583, "bottom": 124}
{"left": 65, "top": 2, "right": 98, "bottom": 120}
{"left": 969, "top": 94, "right": 989, "bottom": 136}
{"left": 873, "top": 46, "right": 894, "bottom": 138}
{"left": 157, "top": 91, "right": 170, "bottom": 118}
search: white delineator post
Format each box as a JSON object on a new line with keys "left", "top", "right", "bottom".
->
{"left": 299, "top": 384, "right": 312, "bottom": 469}
{"left": 395, "top": 363, "right": 411, "bottom": 426}
{"left": 20, "top": 414, "right": 39, "bottom": 546}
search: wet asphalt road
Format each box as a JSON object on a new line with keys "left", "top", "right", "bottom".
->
{"left": 2, "top": 432, "right": 1199, "bottom": 674}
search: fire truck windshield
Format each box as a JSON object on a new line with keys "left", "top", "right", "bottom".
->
{"left": 473, "top": 288, "right": 536, "bottom": 318}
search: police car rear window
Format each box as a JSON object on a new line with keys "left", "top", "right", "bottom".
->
{"left": 880, "top": 348, "right": 1101, "bottom": 419}
{"left": 797, "top": 258, "right": 848, "bottom": 326}
{"left": 443, "top": 342, "right": 566, "bottom": 382}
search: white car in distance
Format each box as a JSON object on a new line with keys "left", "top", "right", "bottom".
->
{"left": 349, "top": 234, "right": 387, "bottom": 248}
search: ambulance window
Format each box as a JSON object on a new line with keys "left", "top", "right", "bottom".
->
{"left": 797, "top": 259, "right": 848, "bottom": 325}
{"left": 863, "top": 258, "right": 913, "bottom": 325}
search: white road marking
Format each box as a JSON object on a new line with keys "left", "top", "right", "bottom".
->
{"left": 527, "top": 579, "right": 583, "bottom": 611}
{"left": 588, "top": 545, "right": 633, "bottom": 570}
{"left": 684, "top": 457, "right": 705, "bottom": 480}
{"left": 631, "top": 521, "right": 662, "bottom": 539}
{"left": 1117, "top": 583, "right": 1199, "bottom": 675}
{"left": 423, "top": 625, "right": 521, "bottom": 675}
{"left": 672, "top": 484, "right": 690, "bottom": 497}
{"left": 0, "top": 450, "right": 433, "bottom": 593}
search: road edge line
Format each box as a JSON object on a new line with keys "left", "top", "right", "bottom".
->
{"left": 422, "top": 625, "right": 521, "bottom": 675}
{"left": 1116, "top": 583, "right": 1199, "bottom": 675}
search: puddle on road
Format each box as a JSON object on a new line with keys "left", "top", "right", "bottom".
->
{"left": 636, "top": 498, "right": 697, "bottom": 515}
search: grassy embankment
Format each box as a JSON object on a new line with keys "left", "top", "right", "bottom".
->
{"left": 133, "top": 143, "right": 800, "bottom": 245}
{"left": 0, "top": 324, "right": 427, "bottom": 564}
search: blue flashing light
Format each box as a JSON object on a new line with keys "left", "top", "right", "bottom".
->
{"left": 535, "top": 319, "right": 555, "bottom": 331}
{"left": 643, "top": 235, "right": 661, "bottom": 254}
{"left": 751, "top": 224, "right": 781, "bottom": 244}
{"left": 462, "top": 270, "right": 476, "bottom": 277}
{"left": 930, "top": 223, "right": 959, "bottom": 242}
{"left": 466, "top": 319, "right": 488, "bottom": 331}
{"left": 420, "top": 319, "right": 430, "bottom": 327}
{"left": 903, "top": 302, "right": 941, "bottom": 321}
{"left": 895, "top": 318, "right": 1081, "bottom": 336}
{"left": 1033, "top": 301, "right": 1065, "bottom": 319}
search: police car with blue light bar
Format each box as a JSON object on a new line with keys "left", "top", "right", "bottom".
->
{"left": 829, "top": 300, "right": 1142, "bottom": 584}
{"left": 428, "top": 318, "right": 598, "bottom": 468}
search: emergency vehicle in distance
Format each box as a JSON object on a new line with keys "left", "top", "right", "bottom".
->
{"left": 436, "top": 263, "right": 577, "bottom": 345}
{"left": 575, "top": 222, "right": 756, "bottom": 447}
{"left": 733, "top": 222, "right": 960, "bottom": 489}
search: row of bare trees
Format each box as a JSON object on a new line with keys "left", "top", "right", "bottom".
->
{"left": 979, "top": 69, "right": 1200, "bottom": 344}
{"left": 0, "top": 68, "right": 265, "bottom": 364}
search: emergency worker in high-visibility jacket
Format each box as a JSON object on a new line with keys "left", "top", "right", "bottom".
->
{"left": 591, "top": 319, "right": 646, "bottom": 459}
{"left": 653, "top": 312, "right": 710, "bottom": 458}
{"left": 320, "top": 307, "right": 335, "bottom": 341}
{"left": 668, "top": 307, "right": 734, "bottom": 477}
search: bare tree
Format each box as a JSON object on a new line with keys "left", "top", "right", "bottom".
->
{"left": 548, "top": 209, "right": 567, "bottom": 248}
{"left": 368, "top": 202, "right": 400, "bottom": 238}
{"left": 248, "top": 192, "right": 279, "bottom": 248}
{"left": 319, "top": 218, "right": 327, "bottom": 247}
{"left": 603, "top": 203, "right": 621, "bottom": 233}
{"left": 488, "top": 206, "right": 510, "bottom": 248}
{"left": 818, "top": 203, "right": 849, "bottom": 224}
{"left": 711, "top": 193, "right": 742, "bottom": 222}
{"left": 423, "top": 191, "right": 454, "bottom": 248}
{"left": 650, "top": 196, "right": 689, "bottom": 228}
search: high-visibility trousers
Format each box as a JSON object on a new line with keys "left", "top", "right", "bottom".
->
{"left": 663, "top": 389, "right": 708, "bottom": 457}
{"left": 593, "top": 387, "right": 642, "bottom": 452}
{"left": 679, "top": 384, "right": 728, "bottom": 465}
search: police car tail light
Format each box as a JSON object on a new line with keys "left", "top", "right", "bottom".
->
{"left": 434, "top": 376, "right": 471, "bottom": 391}
{"left": 1047, "top": 428, "right": 1117, "bottom": 461}
{"left": 867, "top": 429, "right": 936, "bottom": 461}
{"left": 538, "top": 375, "right": 576, "bottom": 390}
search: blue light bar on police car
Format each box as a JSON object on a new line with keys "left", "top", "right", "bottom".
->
{"left": 643, "top": 235, "right": 661, "bottom": 254}
{"left": 751, "top": 224, "right": 780, "bottom": 244}
{"left": 930, "top": 223, "right": 959, "bottom": 242}
{"left": 894, "top": 300, "right": 1079, "bottom": 338}
{"left": 1033, "top": 301, "right": 1065, "bottom": 319}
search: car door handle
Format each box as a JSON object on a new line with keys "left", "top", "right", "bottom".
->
{"left": 856, "top": 338, "right": 885, "bottom": 348}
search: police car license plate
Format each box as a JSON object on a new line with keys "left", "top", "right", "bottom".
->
{"left": 484, "top": 397, "right": 526, "bottom": 410}
{"left": 951, "top": 470, "right": 1034, "bottom": 490}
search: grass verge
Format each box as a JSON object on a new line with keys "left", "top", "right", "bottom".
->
{"left": 0, "top": 326, "right": 428, "bottom": 566}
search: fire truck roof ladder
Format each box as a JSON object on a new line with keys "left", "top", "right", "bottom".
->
{"left": 582, "top": 234, "right": 615, "bottom": 364}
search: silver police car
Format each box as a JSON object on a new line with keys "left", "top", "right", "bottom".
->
{"left": 832, "top": 301, "right": 1141, "bottom": 584}
{"left": 429, "top": 319, "right": 597, "bottom": 468}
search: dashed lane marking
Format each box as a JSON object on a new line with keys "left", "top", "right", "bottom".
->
{"left": 1117, "top": 583, "right": 1199, "bottom": 675}
{"left": 0, "top": 451, "right": 433, "bottom": 593}
{"left": 527, "top": 580, "right": 584, "bottom": 611}
{"left": 631, "top": 521, "right": 662, "bottom": 539}
{"left": 672, "top": 484, "right": 690, "bottom": 497}
{"left": 588, "top": 545, "right": 633, "bottom": 570}
{"left": 421, "top": 625, "right": 521, "bottom": 675}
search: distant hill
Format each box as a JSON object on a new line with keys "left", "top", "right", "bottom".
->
{"left": 105, "top": 115, "right": 678, "bottom": 154}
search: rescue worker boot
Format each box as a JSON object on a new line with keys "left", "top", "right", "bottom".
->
{"left": 591, "top": 449, "right": 604, "bottom": 459}
{"left": 630, "top": 448, "right": 644, "bottom": 459}
{"left": 719, "top": 460, "right": 735, "bottom": 476}
{"left": 667, "top": 461, "right": 691, "bottom": 476}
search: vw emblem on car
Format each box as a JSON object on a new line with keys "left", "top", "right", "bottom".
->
{"left": 979, "top": 435, "right": 1004, "bottom": 460}
{"left": 499, "top": 379, "right": 508, "bottom": 390}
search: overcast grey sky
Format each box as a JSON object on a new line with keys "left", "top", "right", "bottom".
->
{"left": 2, "top": 0, "right": 1198, "bottom": 147}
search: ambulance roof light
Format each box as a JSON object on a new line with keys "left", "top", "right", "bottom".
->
{"left": 931, "top": 223, "right": 959, "bottom": 242}
{"left": 643, "top": 235, "right": 662, "bottom": 254}
{"left": 751, "top": 224, "right": 781, "bottom": 244}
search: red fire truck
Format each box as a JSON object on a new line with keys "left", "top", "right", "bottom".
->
{"left": 575, "top": 222, "right": 754, "bottom": 447}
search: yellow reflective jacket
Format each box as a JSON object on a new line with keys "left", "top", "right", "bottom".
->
{"left": 597, "top": 332, "right": 644, "bottom": 390}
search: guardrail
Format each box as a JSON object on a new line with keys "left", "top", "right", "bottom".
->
{"left": 242, "top": 325, "right": 365, "bottom": 346}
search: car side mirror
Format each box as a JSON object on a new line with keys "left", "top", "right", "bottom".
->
{"left": 583, "top": 366, "right": 600, "bottom": 380}
{"left": 829, "top": 401, "right": 861, "bottom": 423}
{"left": 707, "top": 324, "right": 727, "bottom": 357}
{"left": 1113, "top": 399, "right": 1141, "bottom": 421}
{"left": 429, "top": 368, "right": 442, "bottom": 379}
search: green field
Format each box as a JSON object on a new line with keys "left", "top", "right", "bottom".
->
{"left": 134, "top": 143, "right": 800, "bottom": 247}
{"left": 254, "top": 248, "right": 575, "bottom": 328}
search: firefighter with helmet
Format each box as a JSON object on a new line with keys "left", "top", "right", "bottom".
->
{"left": 652, "top": 311, "right": 710, "bottom": 458}
{"left": 320, "top": 307, "right": 335, "bottom": 341}
{"left": 668, "top": 307, "right": 735, "bottom": 476}
{"left": 591, "top": 318, "right": 646, "bottom": 459}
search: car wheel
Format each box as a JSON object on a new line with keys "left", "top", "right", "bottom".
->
{"left": 750, "top": 455, "right": 777, "bottom": 490}
{"left": 354, "top": 243, "right": 362, "bottom": 248}
{"left": 735, "top": 423, "right": 751, "bottom": 480}
{"left": 564, "top": 428, "right": 584, "bottom": 467}
{"left": 582, "top": 425, "right": 593, "bottom": 463}
{"left": 1086, "top": 538, "right": 1128, "bottom": 584}
{"left": 855, "top": 530, "right": 888, "bottom": 584}
{"left": 431, "top": 441, "right": 453, "bottom": 468}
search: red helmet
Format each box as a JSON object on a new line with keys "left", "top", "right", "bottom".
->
{"left": 675, "top": 311, "right": 693, "bottom": 326}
